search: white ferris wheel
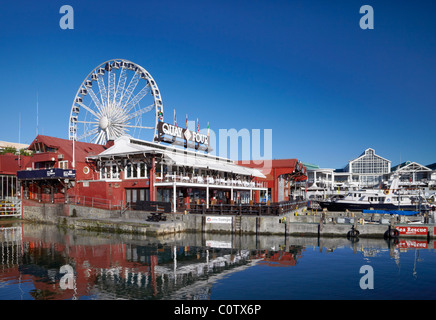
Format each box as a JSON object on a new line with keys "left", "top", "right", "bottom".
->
{"left": 69, "top": 59, "right": 163, "bottom": 145}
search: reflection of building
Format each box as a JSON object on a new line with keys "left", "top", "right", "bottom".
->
{"left": 5, "top": 232, "right": 258, "bottom": 299}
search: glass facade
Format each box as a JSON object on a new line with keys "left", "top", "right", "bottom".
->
{"left": 349, "top": 149, "right": 390, "bottom": 187}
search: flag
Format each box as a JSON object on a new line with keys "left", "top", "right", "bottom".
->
{"left": 186, "top": 114, "right": 188, "bottom": 129}
{"left": 197, "top": 118, "right": 199, "bottom": 132}
{"left": 174, "top": 109, "right": 177, "bottom": 126}
{"left": 207, "top": 122, "right": 210, "bottom": 136}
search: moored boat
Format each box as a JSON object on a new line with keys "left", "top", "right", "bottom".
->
{"left": 319, "top": 176, "right": 431, "bottom": 212}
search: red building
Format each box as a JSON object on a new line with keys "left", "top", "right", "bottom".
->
{"left": 237, "top": 159, "right": 307, "bottom": 203}
{"left": 18, "top": 135, "right": 107, "bottom": 203}
{"left": 17, "top": 135, "right": 307, "bottom": 212}
{"left": 0, "top": 152, "right": 32, "bottom": 216}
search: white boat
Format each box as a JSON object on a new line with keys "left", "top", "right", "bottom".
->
{"left": 319, "top": 176, "right": 431, "bottom": 212}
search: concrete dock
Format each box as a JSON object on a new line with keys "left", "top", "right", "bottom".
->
{"left": 20, "top": 200, "right": 436, "bottom": 240}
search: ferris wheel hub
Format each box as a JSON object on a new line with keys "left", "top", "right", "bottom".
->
{"left": 99, "top": 116, "right": 109, "bottom": 130}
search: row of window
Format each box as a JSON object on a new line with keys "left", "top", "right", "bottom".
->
{"left": 100, "top": 162, "right": 148, "bottom": 180}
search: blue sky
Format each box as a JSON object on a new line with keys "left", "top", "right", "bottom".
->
{"left": 0, "top": 0, "right": 435, "bottom": 169}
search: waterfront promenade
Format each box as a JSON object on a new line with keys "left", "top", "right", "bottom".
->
{"left": 19, "top": 199, "right": 436, "bottom": 240}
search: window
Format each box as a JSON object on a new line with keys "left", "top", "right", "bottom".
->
{"left": 59, "top": 160, "right": 68, "bottom": 169}
{"left": 99, "top": 162, "right": 120, "bottom": 180}
{"left": 124, "top": 161, "right": 147, "bottom": 179}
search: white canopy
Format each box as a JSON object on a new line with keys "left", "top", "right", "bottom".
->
{"left": 163, "top": 151, "right": 266, "bottom": 178}
{"left": 93, "top": 135, "right": 266, "bottom": 178}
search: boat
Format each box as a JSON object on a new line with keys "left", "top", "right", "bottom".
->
{"left": 319, "top": 176, "right": 430, "bottom": 212}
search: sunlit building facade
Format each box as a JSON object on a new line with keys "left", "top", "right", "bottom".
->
{"left": 345, "top": 148, "right": 391, "bottom": 188}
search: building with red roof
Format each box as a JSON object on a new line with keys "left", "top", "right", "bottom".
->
{"left": 236, "top": 159, "right": 307, "bottom": 203}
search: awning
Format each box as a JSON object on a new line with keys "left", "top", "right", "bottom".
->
{"left": 163, "top": 152, "right": 266, "bottom": 178}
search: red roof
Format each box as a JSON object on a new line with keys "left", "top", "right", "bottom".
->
{"left": 0, "top": 153, "right": 32, "bottom": 175}
{"left": 28, "top": 135, "right": 107, "bottom": 162}
{"left": 237, "top": 159, "right": 299, "bottom": 170}
{"left": 236, "top": 159, "right": 307, "bottom": 181}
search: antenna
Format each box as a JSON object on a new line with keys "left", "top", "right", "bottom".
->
{"left": 18, "top": 113, "right": 21, "bottom": 168}
{"left": 36, "top": 92, "right": 39, "bottom": 136}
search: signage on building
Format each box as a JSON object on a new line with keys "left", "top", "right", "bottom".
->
{"left": 156, "top": 121, "right": 209, "bottom": 149}
{"left": 206, "top": 216, "right": 232, "bottom": 224}
{"left": 17, "top": 168, "right": 76, "bottom": 180}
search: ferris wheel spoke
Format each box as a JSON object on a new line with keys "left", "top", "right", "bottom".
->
{"left": 76, "top": 120, "right": 99, "bottom": 124}
{"left": 77, "top": 127, "right": 99, "bottom": 141}
{"left": 114, "top": 67, "right": 127, "bottom": 107}
{"left": 122, "top": 124, "right": 155, "bottom": 130}
{"left": 78, "top": 102, "right": 99, "bottom": 119}
{"left": 110, "top": 125, "right": 122, "bottom": 137}
{"left": 108, "top": 71, "right": 116, "bottom": 107}
{"left": 120, "top": 72, "right": 140, "bottom": 108}
{"left": 98, "top": 131, "right": 106, "bottom": 144}
{"left": 97, "top": 75, "right": 108, "bottom": 109}
{"left": 91, "top": 130, "right": 102, "bottom": 144}
{"left": 88, "top": 88, "right": 104, "bottom": 116}
{"left": 123, "top": 84, "right": 151, "bottom": 114}
{"left": 123, "top": 103, "right": 155, "bottom": 122}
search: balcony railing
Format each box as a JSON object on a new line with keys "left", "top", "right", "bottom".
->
{"left": 156, "top": 174, "right": 267, "bottom": 188}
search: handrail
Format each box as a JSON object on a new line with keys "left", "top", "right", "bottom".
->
{"left": 188, "top": 200, "right": 306, "bottom": 216}
{"left": 158, "top": 174, "right": 268, "bottom": 188}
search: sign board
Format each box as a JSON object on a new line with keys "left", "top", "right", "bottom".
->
{"left": 156, "top": 121, "right": 209, "bottom": 149}
{"left": 396, "top": 226, "right": 428, "bottom": 236}
{"left": 17, "top": 168, "right": 76, "bottom": 180}
{"left": 206, "top": 216, "right": 232, "bottom": 224}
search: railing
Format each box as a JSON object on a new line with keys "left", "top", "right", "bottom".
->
{"left": 188, "top": 200, "right": 306, "bottom": 216}
{"left": 25, "top": 194, "right": 123, "bottom": 211}
{"left": 157, "top": 174, "right": 267, "bottom": 188}
{"left": 0, "top": 198, "right": 21, "bottom": 217}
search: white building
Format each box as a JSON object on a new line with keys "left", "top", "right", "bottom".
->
{"left": 345, "top": 148, "right": 391, "bottom": 188}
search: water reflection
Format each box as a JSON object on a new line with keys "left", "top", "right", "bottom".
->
{"left": 0, "top": 222, "right": 434, "bottom": 300}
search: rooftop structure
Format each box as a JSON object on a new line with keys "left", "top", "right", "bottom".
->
{"left": 345, "top": 148, "right": 391, "bottom": 188}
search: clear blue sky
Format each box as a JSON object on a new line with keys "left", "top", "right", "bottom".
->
{"left": 0, "top": 0, "right": 435, "bottom": 169}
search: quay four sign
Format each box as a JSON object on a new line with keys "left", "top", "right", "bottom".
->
{"left": 158, "top": 122, "right": 209, "bottom": 146}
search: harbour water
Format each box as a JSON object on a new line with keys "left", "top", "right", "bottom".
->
{"left": 1, "top": 221, "right": 436, "bottom": 300}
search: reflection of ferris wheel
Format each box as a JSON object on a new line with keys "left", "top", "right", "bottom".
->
{"left": 69, "top": 59, "right": 163, "bottom": 144}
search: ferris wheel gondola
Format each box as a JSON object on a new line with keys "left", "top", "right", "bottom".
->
{"left": 69, "top": 59, "right": 164, "bottom": 145}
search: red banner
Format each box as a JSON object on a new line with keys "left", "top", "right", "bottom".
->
{"left": 396, "top": 226, "right": 428, "bottom": 236}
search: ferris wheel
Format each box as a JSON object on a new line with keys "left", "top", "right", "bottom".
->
{"left": 69, "top": 59, "right": 163, "bottom": 144}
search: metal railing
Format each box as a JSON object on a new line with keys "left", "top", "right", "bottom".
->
{"left": 188, "top": 200, "right": 306, "bottom": 216}
{"left": 0, "top": 198, "right": 21, "bottom": 217}
{"left": 25, "top": 194, "right": 123, "bottom": 211}
{"left": 156, "top": 174, "right": 268, "bottom": 188}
